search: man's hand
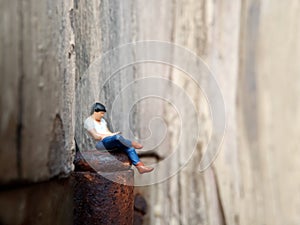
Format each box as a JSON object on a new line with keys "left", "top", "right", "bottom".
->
{"left": 98, "top": 133, "right": 110, "bottom": 140}
{"left": 99, "top": 131, "right": 121, "bottom": 140}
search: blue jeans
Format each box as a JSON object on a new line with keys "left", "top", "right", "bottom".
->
{"left": 96, "top": 134, "right": 140, "bottom": 165}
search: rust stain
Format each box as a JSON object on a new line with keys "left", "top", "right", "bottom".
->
{"left": 83, "top": 173, "right": 93, "bottom": 181}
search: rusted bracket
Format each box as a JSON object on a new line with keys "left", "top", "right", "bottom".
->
{"left": 72, "top": 150, "right": 134, "bottom": 225}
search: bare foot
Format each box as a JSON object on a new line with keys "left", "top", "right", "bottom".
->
{"left": 136, "top": 162, "right": 154, "bottom": 174}
{"left": 132, "top": 141, "right": 143, "bottom": 149}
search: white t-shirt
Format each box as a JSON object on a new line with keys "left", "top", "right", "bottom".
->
{"left": 84, "top": 116, "right": 108, "bottom": 134}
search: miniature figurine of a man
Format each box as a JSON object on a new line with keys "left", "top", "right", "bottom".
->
{"left": 84, "top": 102, "right": 154, "bottom": 174}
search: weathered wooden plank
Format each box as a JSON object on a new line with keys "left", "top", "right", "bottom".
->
{"left": 0, "top": 0, "right": 23, "bottom": 183}
{"left": 0, "top": 0, "right": 75, "bottom": 184}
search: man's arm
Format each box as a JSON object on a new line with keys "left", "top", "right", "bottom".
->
{"left": 87, "top": 129, "right": 111, "bottom": 141}
{"left": 105, "top": 123, "right": 121, "bottom": 135}
{"left": 87, "top": 128, "right": 121, "bottom": 141}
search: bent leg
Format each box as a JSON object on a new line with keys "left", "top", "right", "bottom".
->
{"left": 115, "top": 134, "right": 133, "bottom": 147}
{"left": 102, "top": 134, "right": 132, "bottom": 150}
{"left": 121, "top": 147, "right": 140, "bottom": 165}
{"left": 101, "top": 135, "right": 145, "bottom": 166}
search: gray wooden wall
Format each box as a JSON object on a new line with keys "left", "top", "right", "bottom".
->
{"left": 1, "top": 0, "right": 300, "bottom": 225}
